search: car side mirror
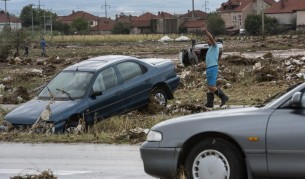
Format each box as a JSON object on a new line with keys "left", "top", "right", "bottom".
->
{"left": 90, "top": 91, "right": 103, "bottom": 98}
{"left": 291, "top": 92, "right": 303, "bottom": 107}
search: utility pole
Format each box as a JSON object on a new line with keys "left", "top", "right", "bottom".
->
{"left": 203, "top": 0, "right": 209, "bottom": 13}
{"left": 30, "top": 4, "right": 39, "bottom": 37}
{"left": 30, "top": 4, "right": 34, "bottom": 36}
{"left": 192, "top": 0, "right": 194, "bottom": 17}
{"left": 261, "top": 2, "right": 265, "bottom": 39}
{"left": 1, "top": 0, "right": 10, "bottom": 25}
{"left": 38, "top": 4, "right": 46, "bottom": 34}
{"left": 49, "top": 10, "right": 53, "bottom": 35}
{"left": 101, "top": 0, "right": 110, "bottom": 18}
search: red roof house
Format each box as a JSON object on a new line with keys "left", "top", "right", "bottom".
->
{"left": 217, "top": 0, "right": 275, "bottom": 30}
{"left": 265, "top": 0, "right": 305, "bottom": 28}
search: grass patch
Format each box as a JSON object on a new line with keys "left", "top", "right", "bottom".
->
{"left": 0, "top": 111, "right": 179, "bottom": 144}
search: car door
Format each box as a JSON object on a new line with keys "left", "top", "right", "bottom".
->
{"left": 87, "top": 66, "right": 125, "bottom": 120}
{"left": 267, "top": 91, "right": 305, "bottom": 178}
{"left": 116, "top": 61, "right": 152, "bottom": 110}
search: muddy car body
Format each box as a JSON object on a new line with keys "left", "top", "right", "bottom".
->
{"left": 4, "top": 55, "right": 180, "bottom": 133}
{"left": 140, "top": 82, "right": 305, "bottom": 179}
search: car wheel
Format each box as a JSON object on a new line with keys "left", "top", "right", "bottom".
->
{"left": 185, "top": 138, "right": 246, "bottom": 179}
{"left": 151, "top": 88, "right": 167, "bottom": 107}
{"left": 64, "top": 121, "right": 78, "bottom": 133}
{"left": 64, "top": 116, "right": 85, "bottom": 133}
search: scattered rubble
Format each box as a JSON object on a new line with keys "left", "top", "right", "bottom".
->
{"left": 0, "top": 39, "right": 305, "bottom": 138}
{"left": 10, "top": 169, "right": 57, "bottom": 179}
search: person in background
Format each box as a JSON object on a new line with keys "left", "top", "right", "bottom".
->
{"left": 201, "top": 24, "right": 229, "bottom": 108}
{"left": 24, "top": 39, "right": 29, "bottom": 57}
{"left": 40, "top": 38, "right": 46, "bottom": 57}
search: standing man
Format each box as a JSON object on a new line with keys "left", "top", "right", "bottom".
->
{"left": 201, "top": 24, "right": 228, "bottom": 108}
{"left": 40, "top": 38, "right": 46, "bottom": 57}
{"left": 24, "top": 39, "right": 29, "bottom": 57}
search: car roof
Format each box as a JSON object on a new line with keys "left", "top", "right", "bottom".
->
{"left": 63, "top": 55, "right": 138, "bottom": 72}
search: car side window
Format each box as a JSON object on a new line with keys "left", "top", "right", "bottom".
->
{"left": 117, "top": 62, "right": 144, "bottom": 82}
{"left": 93, "top": 67, "right": 118, "bottom": 92}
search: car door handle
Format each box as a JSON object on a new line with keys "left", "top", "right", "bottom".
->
{"left": 145, "top": 78, "right": 151, "bottom": 83}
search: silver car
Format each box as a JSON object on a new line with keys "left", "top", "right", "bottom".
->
{"left": 140, "top": 82, "right": 305, "bottom": 179}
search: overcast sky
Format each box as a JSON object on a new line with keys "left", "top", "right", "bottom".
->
{"left": 3, "top": 0, "right": 227, "bottom": 18}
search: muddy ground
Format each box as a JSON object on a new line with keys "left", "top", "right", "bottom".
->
{"left": 0, "top": 35, "right": 305, "bottom": 137}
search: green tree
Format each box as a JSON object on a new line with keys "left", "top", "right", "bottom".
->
{"left": 20, "top": 5, "right": 58, "bottom": 30}
{"left": 111, "top": 22, "right": 131, "bottom": 34}
{"left": 206, "top": 13, "right": 225, "bottom": 36}
{"left": 71, "top": 18, "right": 89, "bottom": 34}
{"left": 245, "top": 15, "right": 261, "bottom": 35}
{"left": 53, "top": 21, "right": 71, "bottom": 35}
{"left": 0, "top": 29, "right": 28, "bottom": 61}
{"left": 264, "top": 16, "right": 279, "bottom": 35}
{"left": 245, "top": 15, "right": 280, "bottom": 35}
{"left": 20, "top": 5, "right": 38, "bottom": 27}
{"left": 178, "top": 27, "right": 187, "bottom": 34}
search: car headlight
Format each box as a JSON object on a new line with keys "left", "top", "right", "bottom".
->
{"left": 147, "top": 130, "right": 162, "bottom": 142}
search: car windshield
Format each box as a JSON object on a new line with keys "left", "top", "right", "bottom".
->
{"left": 38, "top": 71, "right": 94, "bottom": 99}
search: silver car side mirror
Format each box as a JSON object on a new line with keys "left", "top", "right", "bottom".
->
{"left": 291, "top": 92, "right": 302, "bottom": 107}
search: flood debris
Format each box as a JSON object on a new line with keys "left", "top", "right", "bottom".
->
{"left": 168, "top": 102, "right": 209, "bottom": 114}
{"left": 1, "top": 86, "right": 31, "bottom": 104}
{"left": 115, "top": 127, "right": 149, "bottom": 144}
{"left": 10, "top": 169, "right": 57, "bottom": 179}
{"left": 30, "top": 103, "right": 54, "bottom": 134}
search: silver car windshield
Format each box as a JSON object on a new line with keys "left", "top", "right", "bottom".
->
{"left": 38, "top": 71, "right": 94, "bottom": 99}
{"left": 257, "top": 82, "right": 302, "bottom": 107}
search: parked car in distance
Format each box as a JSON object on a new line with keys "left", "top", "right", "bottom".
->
{"left": 3, "top": 55, "right": 180, "bottom": 133}
{"left": 140, "top": 82, "right": 305, "bottom": 179}
{"left": 179, "top": 39, "right": 223, "bottom": 66}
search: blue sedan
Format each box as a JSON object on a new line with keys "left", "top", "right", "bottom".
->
{"left": 3, "top": 55, "right": 180, "bottom": 133}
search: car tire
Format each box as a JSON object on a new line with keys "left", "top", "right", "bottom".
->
{"left": 151, "top": 88, "right": 167, "bottom": 107}
{"left": 185, "top": 138, "right": 246, "bottom": 179}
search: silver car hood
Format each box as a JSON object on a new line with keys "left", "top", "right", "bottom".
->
{"left": 154, "top": 107, "right": 260, "bottom": 128}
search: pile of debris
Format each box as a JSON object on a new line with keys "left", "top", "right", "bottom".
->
{"left": 10, "top": 169, "right": 57, "bottom": 179}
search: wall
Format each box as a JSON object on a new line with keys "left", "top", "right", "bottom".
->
{"left": 0, "top": 22, "right": 22, "bottom": 31}
{"left": 266, "top": 13, "right": 296, "bottom": 24}
{"left": 152, "top": 18, "right": 178, "bottom": 34}
{"left": 254, "top": 0, "right": 272, "bottom": 15}
{"left": 296, "top": 11, "right": 305, "bottom": 27}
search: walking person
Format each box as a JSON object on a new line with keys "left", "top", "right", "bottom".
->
{"left": 24, "top": 39, "right": 29, "bottom": 57}
{"left": 201, "top": 24, "right": 229, "bottom": 108}
{"left": 40, "top": 38, "right": 46, "bottom": 57}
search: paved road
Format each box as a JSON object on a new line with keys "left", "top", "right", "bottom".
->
{"left": 0, "top": 142, "right": 154, "bottom": 179}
